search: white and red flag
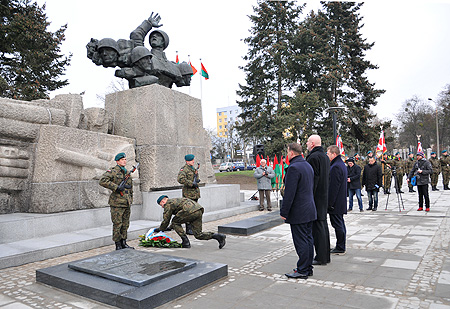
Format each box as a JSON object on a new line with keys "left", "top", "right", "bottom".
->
{"left": 376, "top": 130, "right": 387, "bottom": 157}
{"left": 417, "top": 141, "right": 423, "bottom": 153}
{"left": 335, "top": 134, "right": 345, "bottom": 156}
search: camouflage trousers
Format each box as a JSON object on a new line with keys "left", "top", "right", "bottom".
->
{"left": 431, "top": 172, "right": 440, "bottom": 186}
{"left": 395, "top": 174, "right": 403, "bottom": 189}
{"left": 110, "top": 206, "right": 130, "bottom": 242}
{"left": 443, "top": 171, "right": 450, "bottom": 186}
{"left": 171, "top": 208, "right": 214, "bottom": 240}
{"left": 383, "top": 174, "right": 392, "bottom": 191}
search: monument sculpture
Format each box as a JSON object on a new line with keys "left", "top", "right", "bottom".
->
{"left": 86, "top": 12, "right": 193, "bottom": 89}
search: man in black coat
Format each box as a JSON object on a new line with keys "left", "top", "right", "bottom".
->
{"left": 327, "top": 146, "right": 348, "bottom": 255}
{"left": 362, "top": 157, "right": 382, "bottom": 211}
{"left": 306, "top": 134, "right": 330, "bottom": 265}
{"left": 281, "top": 143, "right": 317, "bottom": 279}
{"left": 347, "top": 157, "right": 364, "bottom": 211}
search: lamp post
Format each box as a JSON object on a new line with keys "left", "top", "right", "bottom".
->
{"left": 428, "top": 98, "right": 440, "bottom": 158}
{"left": 325, "top": 106, "right": 346, "bottom": 144}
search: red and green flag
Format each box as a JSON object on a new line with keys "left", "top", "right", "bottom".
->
{"left": 175, "top": 52, "right": 179, "bottom": 64}
{"left": 201, "top": 62, "right": 209, "bottom": 80}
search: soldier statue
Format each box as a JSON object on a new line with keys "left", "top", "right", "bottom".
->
{"left": 86, "top": 12, "right": 193, "bottom": 89}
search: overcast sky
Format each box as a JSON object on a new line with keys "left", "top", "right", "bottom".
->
{"left": 37, "top": 0, "right": 450, "bottom": 130}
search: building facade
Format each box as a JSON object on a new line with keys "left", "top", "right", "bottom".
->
{"left": 216, "top": 105, "right": 241, "bottom": 138}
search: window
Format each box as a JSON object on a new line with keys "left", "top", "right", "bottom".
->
{"left": 219, "top": 125, "right": 222, "bottom": 129}
{"left": 218, "top": 112, "right": 221, "bottom": 116}
{"left": 230, "top": 110, "right": 233, "bottom": 114}
{"left": 219, "top": 119, "right": 222, "bottom": 123}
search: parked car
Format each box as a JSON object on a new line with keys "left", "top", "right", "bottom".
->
{"left": 232, "top": 162, "right": 256, "bottom": 171}
{"left": 219, "top": 162, "right": 233, "bottom": 172}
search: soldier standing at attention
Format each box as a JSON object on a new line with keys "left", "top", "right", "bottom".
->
{"left": 406, "top": 152, "right": 416, "bottom": 193}
{"left": 99, "top": 152, "right": 134, "bottom": 250}
{"left": 440, "top": 150, "right": 450, "bottom": 190}
{"left": 392, "top": 152, "right": 405, "bottom": 193}
{"left": 177, "top": 154, "right": 199, "bottom": 235}
{"left": 380, "top": 153, "right": 393, "bottom": 194}
{"left": 429, "top": 152, "right": 440, "bottom": 191}
{"left": 154, "top": 196, "right": 226, "bottom": 249}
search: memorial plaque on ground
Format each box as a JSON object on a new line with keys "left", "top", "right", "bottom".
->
{"left": 68, "top": 250, "right": 196, "bottom": 287}
{"left": 218, "top": 211, "right": 284, "bottom": 236}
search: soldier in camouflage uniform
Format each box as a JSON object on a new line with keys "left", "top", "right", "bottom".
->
{"left": 154, "top": 195, "right": 226, "bottom": 249}
{"left": 440, "top": 150, "right": 450, "bottom": 190}
{"left": 380, "top": 153, "right": 393, "bottom": 194}
{"left": 405, "top": 152, "right": 416, "bottom": 193}
{"left": 391, "top": 152, "right": 405, "bottom": 193}
{"left": 429, "top": 152, "right": 440, "bottom": 191}
{"left": 99, "top": 152, "right": 134, "bottom": 250}
{"left": 177, "top": 154, "right": 200, "bottom": 235}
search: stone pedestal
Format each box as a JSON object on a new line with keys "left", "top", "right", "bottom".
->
{"left": 105, "top": 84, "right": 215, "bottom": 191}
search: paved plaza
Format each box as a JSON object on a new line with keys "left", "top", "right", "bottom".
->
{"left": 0, "top": 187, "right": 449, "bottom": 308}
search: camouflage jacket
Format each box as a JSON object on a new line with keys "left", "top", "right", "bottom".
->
{"left": 177, "top": 163, "right": 200, "bottom": 200}
{"left": 440, "top": 155, "right": 450, "bottom": 172}
{"left": 99, "top": 165, "right": 133, "bottom": 207}
{"left": 159, "top": 198, "right": 203, "bottom": 231}
{"left": 405, "top": 157, "right": 416, "bottom": 174}
{"left": 430, "top": 157, "right": 441, "bottom": 173}
{"left": 391, "top": 157, "right": 404, "bottom": 175}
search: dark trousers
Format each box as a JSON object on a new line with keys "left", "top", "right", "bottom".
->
{"left": 290, "top": 221, "right": 314, "bottom": 274}
{"left": 329, "top": 214, "right": 346, "bottom": 251}
{"left": 417, "top": 184, "right": 430, "bottom": 208}
{"left": 312, "top": 219, "right": 331, "bottom": 263}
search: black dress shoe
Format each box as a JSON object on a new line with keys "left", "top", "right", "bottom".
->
{"left": 292, "top": 268, "right": 313, "bottom": 276}
{"left": 330, "top": 248, "right": 346, "bottom": 255}
{"left": 285, "top": 270, "right": 308, "bottom": 279}
{"left": 312, "top": 260, "right": 327, "bottom": 265}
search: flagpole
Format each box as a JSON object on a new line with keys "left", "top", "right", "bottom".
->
{"left": 199, "top": 58, "right": 203, "bottom": 102}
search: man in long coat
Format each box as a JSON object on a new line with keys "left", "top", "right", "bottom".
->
{"left": 327, "top": 146, "right": 348, "bottom": 255}
{"left": 281, "top": 143, "right": 316, "bottom": 279}
{"left": 306, "top": 135, "right": 330, "bottom": 265}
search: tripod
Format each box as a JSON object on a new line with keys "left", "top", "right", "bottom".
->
{"left": 385, "top": 167, "right": 405, "bottom": 212}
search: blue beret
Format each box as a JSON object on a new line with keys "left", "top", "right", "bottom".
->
{"left": 157, "top": 195, "right": 168, "bottom": 204}
{"left": 442, "top": 150, "right": 448, "bottom": 153}
{"left": 185, "top": 154, "right": 195, "bottom": 161}
{"left": 431, "top": 152, "right": 436, "bottom": 155}
{"left": 115, "top": 152, "right": 126, "bottom": 161}
{"left": 408, "top": 152, "right": 413, "bottom": 155}
{"left": 395, "top": 152, "right": 399, "bottom": 155}
{"left": 367, "top": 151, "right": 372, "bottom": 154}
{"left": 353, "top": 153, "right": 358, "bottom": 156}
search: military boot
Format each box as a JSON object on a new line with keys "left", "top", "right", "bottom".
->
{"left": 445, "top": 185, "right": 450, "bottom": 190}
{"left": 115, "top": 242, "right": 123, "bottom": 250}
{"left": 212, "top": 233, "right": 226, "bottom": 249}
{"left": 121, "top": 239, "right": 134, "bottom": 249}
{"left": 409, "top": 187, "right": 416, "bottom": 193}
{"left": 181, "top": 235, "right": 191, "bottom": 248}
{"left": 185, "top": 223, "right": 194, "bottom": 235}
{"left": 434, "top": 186, "right": 439, "bottom": 191}
{"left": 432, "top": 186, "right": 437, "bottom": 191}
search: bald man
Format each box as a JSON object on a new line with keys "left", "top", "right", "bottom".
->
{"left": 306, "top": 135, "right": 331, "bottom": 265}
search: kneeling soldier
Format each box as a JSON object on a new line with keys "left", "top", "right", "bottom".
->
{"left": 154, "top": 195, "right": 226, "bottom": 249}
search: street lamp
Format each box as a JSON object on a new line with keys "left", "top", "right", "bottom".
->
{"left": 428, "top": 98, "right": 440, "bottom": 158}
{"left": 325, "top": 106, "right": 346, "bottom": 144}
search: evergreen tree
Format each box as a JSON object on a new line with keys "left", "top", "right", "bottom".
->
{"left": 0, "top": 0, "right": 71, "bottom": 100}
{"left": 437, "top": 84, "right": 450, "bottom": 150}
{"left": 237, "top": 0, "right": 304, "bottom": 156}
{"left": 288, "top": 2, "right": 385, "bottom": 151}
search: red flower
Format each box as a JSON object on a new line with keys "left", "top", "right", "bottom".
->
{"left": 166, "top": 238, "right": 171, "bottom": 243}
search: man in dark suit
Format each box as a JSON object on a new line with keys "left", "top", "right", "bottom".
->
{"left": 327, "top": 145, "right": 348, "bottom": 255}
{"left": 306, "top": 135, "right": 331, "bottom": 265}
{"left": 281, "top": 143, "right": 317, "bottom": 279}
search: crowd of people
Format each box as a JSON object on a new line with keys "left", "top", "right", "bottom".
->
{"left": 278, "top": 135, "right": 449, "bottom": 280}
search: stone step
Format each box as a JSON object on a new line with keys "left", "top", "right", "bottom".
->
{"left": 218, "top": 211, "right": 283, "bottom": 236}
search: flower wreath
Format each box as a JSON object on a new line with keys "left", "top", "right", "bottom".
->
{"left": 139, "top": 228, "right": 182, "bottom": 248}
